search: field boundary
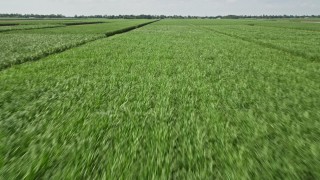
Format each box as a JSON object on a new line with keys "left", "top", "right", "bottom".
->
{"left": 196, "top": 25, "right": 318, "bottom": 61}
{"left": 64, "top": 21, "right": 106, "bottom": 26}
{"left": 105, "top": 20, "right": 160, "bottom": 36}
{"left": 0, "top": 23, "right": 19, "bottom": 26}
{"left": 0, "top": 19, "right": 160, "bottom": 71}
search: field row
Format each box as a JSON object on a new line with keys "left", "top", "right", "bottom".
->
{"left": 0, "top": 20, "right": 155, "bottom": 70}
{"left": 162, "top": 19, "right": 320, "bottom": 61}
{"left": 202, "top": 24, "right": 320, "bottom": 61}
{"left": 1, "top": 20, "right": 319, "bottom": 179}
{"left": 0, "top": 19, "right": 109, "bottom": 32}
{"left": 159, "top": 19, "right": 320, "bottom": 31}
{"left": 1, "top": 19, "right": 319, "bottom": 70}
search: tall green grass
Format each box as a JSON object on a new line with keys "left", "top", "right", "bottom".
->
{"left": 1, "top": 20, "right": 319, "bottom": 179}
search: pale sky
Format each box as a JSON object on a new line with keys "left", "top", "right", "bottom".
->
{"left": 0, "top": 0, "right": 319, "bottom": 16}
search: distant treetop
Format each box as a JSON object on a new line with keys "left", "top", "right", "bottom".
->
{"left": 0, "top": 13, "right": 319, "bottom": 19}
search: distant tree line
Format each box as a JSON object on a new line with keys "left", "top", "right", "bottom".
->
{"left": 216, "top": 15, "right": 320, "bottom": 19}
{"left": 1, "top": 13, "right": 320, "bottom": 19}
{"left": 73, "top": 14, "right": 320, "bottom": 19}
{"left": 0, "top": 13, "right": 65, "bottom": 18}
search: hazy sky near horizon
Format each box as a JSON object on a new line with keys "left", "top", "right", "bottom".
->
{"left": 0, "top": 0, "right": 319, "bottom": 16}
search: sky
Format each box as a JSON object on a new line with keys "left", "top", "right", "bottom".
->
{"left": 0, "top": 0, "right": 319, "bottom": 16}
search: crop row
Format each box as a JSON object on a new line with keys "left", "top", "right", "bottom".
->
{"left": 0, "top": 20, "right": 155, "bottom": 70}
{"left": 0, "top": 19, "right": 113, "bottom": 32}
{"left": 5, "top": 19, "right": 153, "bottom": 34}
{"left": 158, "top": 19, "right": 320, "bottom": 31}
{"left": 0, "top": 22, "right": 108, "bottom": 33}
{"left": 198, "top": 24, "right": 320, "bottom": 61}
{"left": 0, "top": 24, "right": 65, "bottom": 32}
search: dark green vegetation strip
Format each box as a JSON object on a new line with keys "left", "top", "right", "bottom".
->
{"left": 0, "top": 20, "right": 158, "bottom": 70}
{"left": 0, "top": 19, "right": 319, "bottom": 179}
{"left": 64, "top": 21, "right": 106, "bottom": 26}
{"left": 0, "top": 23, "right": 18, "bottom": 26}
{"left": 105, "top": 20, "right": 160, "bottom": 36}
{"left": 0, "top": 25, "right": 65, "bottom": 33}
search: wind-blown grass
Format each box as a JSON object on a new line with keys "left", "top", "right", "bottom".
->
{"left": 0, "top": 20, "right": 319, "bottom": 179}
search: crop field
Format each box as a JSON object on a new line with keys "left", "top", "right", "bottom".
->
{"left": 0, "top": 19, "right": 319, "bottom": 179}
{"left": 0, "top": 19, "right": 111, "bottom": 32}
{"left": 0, "top": 25, "right": 64, "bottom": 32}
{"left": 0, "top": 19, "right": 154, "bottom": 69}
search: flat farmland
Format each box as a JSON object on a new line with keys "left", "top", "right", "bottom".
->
{"left": 0, "top": 19, "right": 319, "bottom": 179}
{"left": 0, "top": 19, "right": 154, "bottom": 69}
{"left": 0, "top": 18, "right": 110, "bottom": 32}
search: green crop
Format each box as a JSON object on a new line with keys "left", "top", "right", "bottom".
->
{"left": 0, "top": 19, "right": 111, "bottom": 32}
{"left": 201, "top": 24, "right": 320, "bottom": 61}
{"left": 0, "top": 25, "right": 64, "bottom": 32}
{"left": 0, "top": 33, "right": 102, "bottom": 69}
{"left": 5, "top": 19, "right": 153, "bottom": 34}
{"left": 0, "top": 19, "right": 319, "bottom": 179}
{"left": 0, "top": 19, "right": 154, "bottom": 70}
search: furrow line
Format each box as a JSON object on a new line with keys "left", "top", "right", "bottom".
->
{"left": 64, "top": 21, "right": 106, "bottom": 26}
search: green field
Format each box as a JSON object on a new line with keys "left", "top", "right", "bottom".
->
{"left": 0, "top": 19, "right": 111, "bottom": 32}
{"left": 0, "top": 18, "right": 319, "bottom": 179}
{"left": 0, "top": 19, "right": 154, "bottom": 69}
